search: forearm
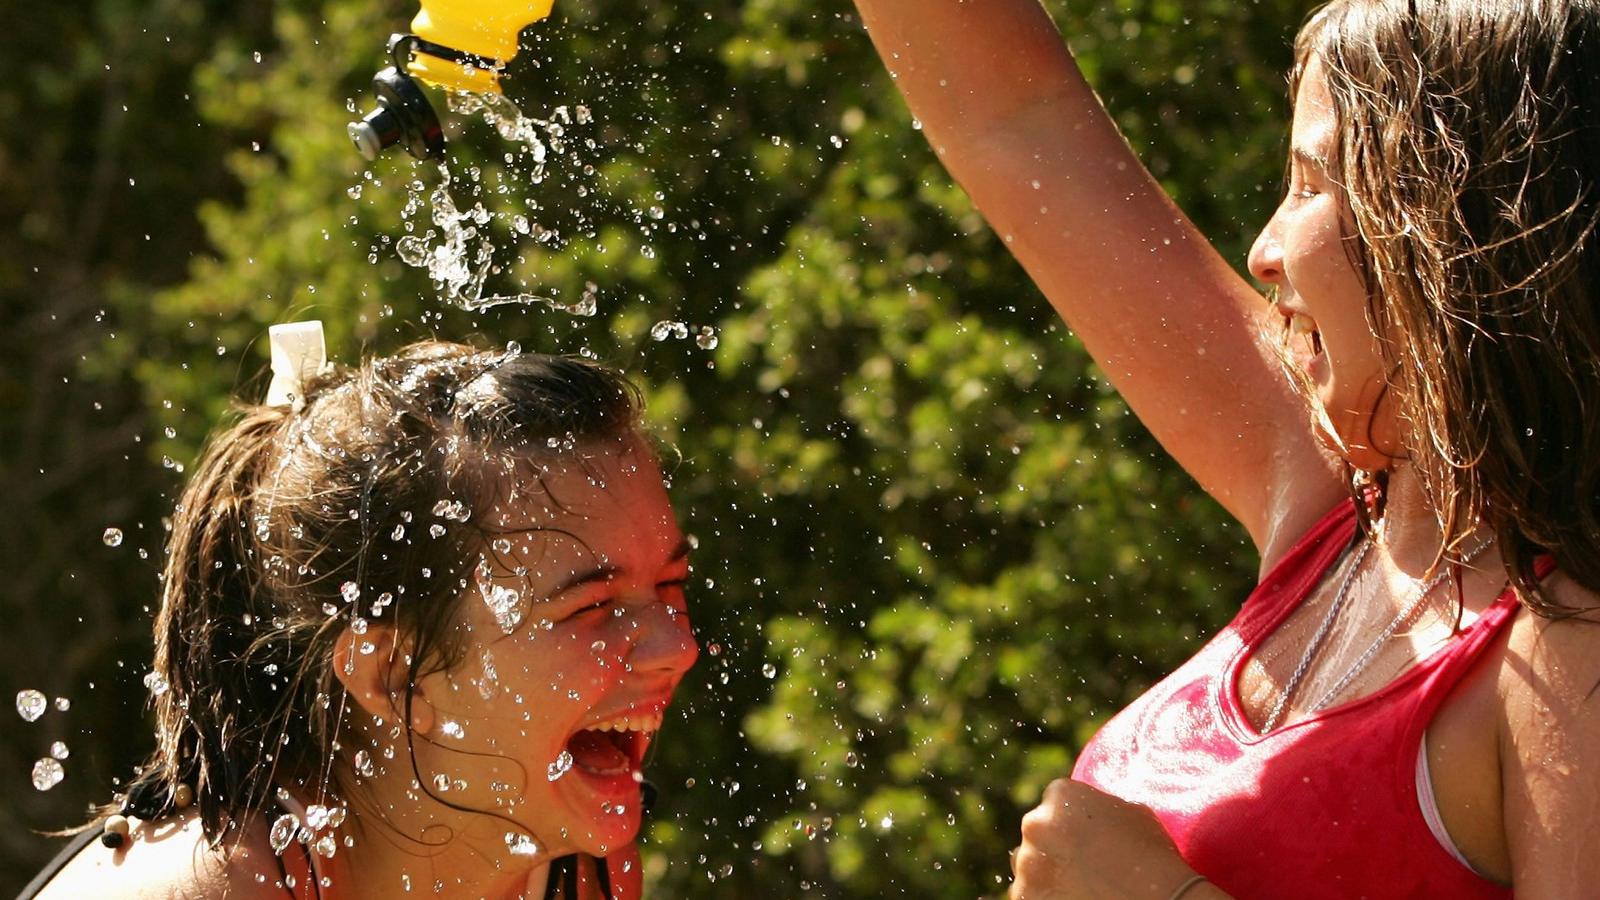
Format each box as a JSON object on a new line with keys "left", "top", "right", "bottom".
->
{"left": 852, "top": 0, "right": 1295, "bottom": 541}
{"left": 851, "top": 0, "right": 1087, "bottom": 144}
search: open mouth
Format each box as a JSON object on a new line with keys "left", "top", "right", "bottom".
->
{"left": 1287, "top": 312, "right": 1323, "bottom": 358}
{"left": 565, "top": 708, "right": 662, "bottom": 778}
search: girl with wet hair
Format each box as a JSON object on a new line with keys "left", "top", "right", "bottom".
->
{"left": 854, "top": 0, "right": 1600, "bottom": 897}
{"left": 23, "top": 335, "right": 698, "bottom": 899}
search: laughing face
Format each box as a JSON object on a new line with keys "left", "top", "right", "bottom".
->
{"left": 1248, "top": 55, "right": 1402, "bottom": 471}
{"left": 405, "top": 436, "right": 698, "bottom": 860}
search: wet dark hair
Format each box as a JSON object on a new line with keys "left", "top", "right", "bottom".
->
{"left": 1287, "top": 0, "right": 1600, "bottom": 613}
{"left": 131, "top": 340, "right": 643, "bottom": 840}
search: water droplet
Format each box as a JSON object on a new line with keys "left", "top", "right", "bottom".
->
{"left": 477, "top": 648, "right": 500, "bottom": 700}
{"left": 50, "top": 741, "right": 69, "bottom": 760}
{"left": 505, "top": 832, "right": 539, "bottom": 856}
{"left": 440, "top": 720, "right": 464, "bottom": 739}
{"left": 706, "top": 642, "right": 722, "bottom": 657}
{"left": 340, "top": 581, "right": 361, "bottom": 603}
{"left": 270, "top": 814, "right": 299, "bottom": 854}
{"left": 762, "top": 663, "right": 777, "bottom": 679}
{"left": 53, "top": 697, "right": 70, "bottom": 712}
{"left": 845, "top": 751, "right": 859, "bottom": 767}
{"left": 547, "top": 750, "right": 574, "bottom": 781}
{"left": 315, "top": 835, "right": 338, "bottom": 858}
{"left": 429, "top": 524, "right": 447, "bottom": 539}
{"left": 304, "top": 804, "right": 331, "bottom": 830}
{"left": 695, "top": 327, "right": 719, "bottom": 350}
{"left": 16, "top": 690, "right": 47, "bottom": 722}
{"left": 31, "top": 758, "right": 64, "bottom": 791}
{"left": 346, "top": 185, "right": 363, "bottom": 200}
{"left": 142, "top": 671, "right": 169, "bottom": 697}
{"left": 650, "top": 320, "right": 677, "bottom": 341}
{"left": 354, "top": 750, "right": 374, "bottom": 777}
{"left": 391, "top": 524, "right": 405, "bottom": 541}
{"left": 396, "top": 234, "right": 430, "bottom": 267}
{"left": 432, "top": 774, "right": 452, "bottom": 792}
{"left": 102, "top": 527, "right": 123, "bottom": 547}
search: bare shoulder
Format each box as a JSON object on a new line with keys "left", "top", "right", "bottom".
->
{"left": 1499, "top": 573, "right": 1600, "bottom": 705}
{"left": 35, "top": 810, "right": 290, "bottom": 900}
{"left": 1496, "top": 573, "right": 1600, "bottom": 897}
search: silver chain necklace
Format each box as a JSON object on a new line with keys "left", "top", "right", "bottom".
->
{"left": 1306, "top": 534, "right": 1495, "bottom": 714}
{"left": 1261, "top": 530, "right": 1494, "bottom": 734}
{"left": 1261, "top": 535, "right": 1371, "bottom": 733}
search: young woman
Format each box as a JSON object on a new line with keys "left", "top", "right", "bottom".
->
{"left": 23, "top": 333, "right": 698, "bottom": 899}
{"left": 852, "top": 1, "right": 1600, "bottom": 897}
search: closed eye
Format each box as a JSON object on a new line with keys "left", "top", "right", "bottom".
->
{"left": 657, "top": 578, "right": 689, "bottom": 607}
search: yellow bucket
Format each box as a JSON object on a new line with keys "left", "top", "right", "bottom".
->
{"left": 405, "top": 0, "right": 556, "bottom": 94}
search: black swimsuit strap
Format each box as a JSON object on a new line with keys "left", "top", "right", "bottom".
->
{"left": 14, "top": 825, "right": 107, "bottom": 900}
{"left": 542, "top": 854, "right": 613, "bottom": 900}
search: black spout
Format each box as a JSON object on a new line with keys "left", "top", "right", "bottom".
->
{"left": 348, "top": 65, "right": 444, "bottom": 162}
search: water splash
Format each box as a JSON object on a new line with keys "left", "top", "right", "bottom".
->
{"left": 384, "top": 93, "right": 613, "bottom": 316}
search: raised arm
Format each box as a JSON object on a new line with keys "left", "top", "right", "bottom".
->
{"left": 852, "top": 0, "right": 1342, "bottom": 563}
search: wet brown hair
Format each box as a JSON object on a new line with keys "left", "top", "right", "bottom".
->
{"left": 1289, "top": 0, "right": 1600, "bottom": 614}
{"left": 132, "top": 340, "right": 642, "bottom": 840}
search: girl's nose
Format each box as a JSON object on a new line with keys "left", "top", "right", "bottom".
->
{"left": 621, "top": 600, "right": 699, "bottom": 678}
{"left": 1248, "top": 221, "right": 1284, "bottom": 285}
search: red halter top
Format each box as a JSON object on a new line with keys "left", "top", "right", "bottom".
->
{"left": 1072, "top": 500, "right": 1523, "bottom": 899}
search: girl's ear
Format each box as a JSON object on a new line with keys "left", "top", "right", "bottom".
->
{"left": 331, "top": 624, "right": 436, "bottom": 735}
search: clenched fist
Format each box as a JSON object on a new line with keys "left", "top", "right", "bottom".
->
{"left": 1008, "top": 779, "right": 1212, "bottom": 900}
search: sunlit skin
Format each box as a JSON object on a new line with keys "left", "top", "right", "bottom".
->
{"left": 1247, "top": 55, "right": 1403, "bottom": 472}
{"left": 325, "top": 435, "right": 699, "bottom": 899}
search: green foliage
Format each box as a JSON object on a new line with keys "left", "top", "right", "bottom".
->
{"left": 3, "top": 0, "right": 1311, "bottom": 895}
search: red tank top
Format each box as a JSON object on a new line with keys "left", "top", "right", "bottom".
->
{"left": 1072, "top": 500, "right": 1522, "bottom": 900}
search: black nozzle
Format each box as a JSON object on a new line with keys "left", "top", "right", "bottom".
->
{"left": 348, "top": 66, "right": 444, "bottom": 162}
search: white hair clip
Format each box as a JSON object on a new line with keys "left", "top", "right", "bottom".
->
{"left": 265, "top": 320, "right": 331, "bottom": 411}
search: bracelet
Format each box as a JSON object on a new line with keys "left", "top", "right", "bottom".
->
{"left": 1167, "top": 874, "right": 1209, "bottom": 900}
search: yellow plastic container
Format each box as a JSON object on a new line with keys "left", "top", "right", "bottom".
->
{"left": 406, "top": 0, "right": 556, "bottom": 94}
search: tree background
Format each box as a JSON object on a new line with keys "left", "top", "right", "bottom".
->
{"left": 0, "top": 0, "right": 1309, "bottom": 895}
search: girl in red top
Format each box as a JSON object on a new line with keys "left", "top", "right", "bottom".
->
{"left": 853, "top": 1, "right": 1600, "bottom": 897}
